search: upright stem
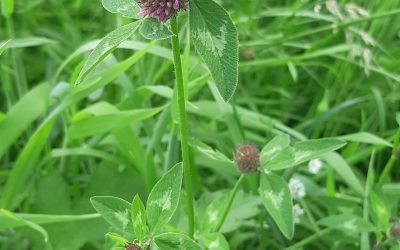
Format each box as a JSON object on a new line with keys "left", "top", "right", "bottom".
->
{"left": 377, "top": 127, "right": 400, "bottom": 187}
{"left": 214, "top": 174, "right": 245, "bottom": 232}
{"left": 170, "top": 17, "right": 194, "bottom": 238}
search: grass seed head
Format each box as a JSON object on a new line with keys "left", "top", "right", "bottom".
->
{"left": 136, "top": 0, "right": 188, "bottom": 22}
{"left": 234, "top": 144, "right": 260, "bottom": 173}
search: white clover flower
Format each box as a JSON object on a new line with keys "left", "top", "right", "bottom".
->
{"left": 289, "top": 178, "right": 306, "bottom": 199}
{"left": 293, "top": 204, "right": 304, "bottom": 224}
{"left": 308, "top": 159, "right": 323, "bottom": 175}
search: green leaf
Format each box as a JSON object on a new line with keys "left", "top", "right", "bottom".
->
{"left": 68, "top": 102, "right": 163, "bottom": 139}
{"left": 202, "top": 194, "right": 228, "bottom": 232}
{"left": 0, "top": 209, "right": 51, "bottom": 249}
{"left": 318, "top": 214, "right": 375, "bottom": 233}
{"left": 140, "top": 18, "right": 173, "bottom": 40}
{"left": 338, "top": 132, "right": 392, "bottom": 147}
{"left": 0, "top": 40, "right": 10, "bottom": 55}
{"left": 106, "top": 233, "right": 129, "bottom": 245}
{"left": 1, "top": 0, "right": 14, "bottom": 17}
{"left": 0, "top": 118, "right": 56, "bottom": 210}
{"left": 323, "top": 152, "right": 364, "bottom": 195}
{"left": 131, "top": 195, "right": 147, "bottom": 241}
{"left": 260, "top": 134, "right": 291, "bottom": 165}
{"left": 90, "top": 196, "right": 133, "bottom": 232}
{"left": 0, "top": 213, "right": 100, "bottom": 230}
{"left": 76, "top": 21, "right": 141, "bottom": 84}
{"left": 202, "top": 233, "right": 229, "bottom": 250}
{"left": 396, "top": 113, "right": 400, "bottom": 126}
{"left": 101, "top": 0, "right": 140, "bottom": 19}
{"left": 154, "top": 233, "right": 201, "bottom": 250}
{"left": 259, "top": 173, "right": 294, "bottom": 239}
{"left": 146, "top": 163, "right": 183, "bottom": 233}
{"left": 0, "top": 83, "right": 51, "bottom": 159}
{"left": 369, "top": 191, "right": 390, "bottom": 230}
{"left": 7, "top": 37, "right": 56, "bottom": 48}
{"left": 190, "top": 0, "right": 238, "bottom": 101}
{"left": 265, "top": 138, "right": 346, "bottom": 170}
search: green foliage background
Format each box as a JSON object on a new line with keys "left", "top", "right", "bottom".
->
{"left": 0, "top": 0, "right": 399, "bottom": 249}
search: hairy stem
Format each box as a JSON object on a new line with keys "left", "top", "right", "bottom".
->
{"left": 170, "top": 17, "right": 194, "bottom": 238}
{"left": 214, "top": 174, "right": 245, "bottom": 232}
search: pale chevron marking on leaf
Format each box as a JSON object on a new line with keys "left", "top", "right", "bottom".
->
{"left": 114, "top": 209, "right": 130, "bottom": 229}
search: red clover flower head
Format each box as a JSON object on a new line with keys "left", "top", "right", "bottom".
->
{"left": 234, "top": 144, "right": 260, "bottom": 173}
{"left": 136, "top": 0, "right": 188, "bottom": 22}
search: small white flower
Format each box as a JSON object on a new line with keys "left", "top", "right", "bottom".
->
{"left": 289, "top": 178, "right": 306, "bottom": 199}
{"left": 308, "top": 159, "right": 323, "bottom": 174}
{"left": 293, "top": 204, "right": 304, "bottom": 224}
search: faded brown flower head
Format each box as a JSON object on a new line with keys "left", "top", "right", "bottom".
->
{"left": 241, "top": 48, "right": 255, "bottom": 60}
{"left": 234, "top": 144, "right": 260, "bottom": 173}
{"left": 136, "top": 0, "right": 188, "bottom": 22}
{"left": 124, "top": 243, "right": 142, "bottom": 250}
{"left": 390, "top": 220, "right": 400, "bottom": 239}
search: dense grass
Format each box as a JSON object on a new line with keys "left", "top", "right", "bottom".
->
{"left": 1, "top": 0, "right": 399, "bottom": 249}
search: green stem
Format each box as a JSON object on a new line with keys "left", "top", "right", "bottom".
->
{"left": 285, "top": 228, "right": 332, "bottom": 250}
{"left": 377, "top": 127, "right": 400, "bottom": 187}
{"left": 7, "top": 17, "right": 28, "bottom": 97}
{"left": 214, "top": 174, "right": 245, "bottom": 232}
{"left": 170, "top": 17, "right": 194, "bottom": 238}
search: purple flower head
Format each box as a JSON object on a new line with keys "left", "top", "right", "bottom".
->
{"left": 136, "top": 0, "right": 188, "bottom": 22}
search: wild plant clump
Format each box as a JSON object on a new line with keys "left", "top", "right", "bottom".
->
{"left": 1, "top": 0, "right": 400, "bottom": 249}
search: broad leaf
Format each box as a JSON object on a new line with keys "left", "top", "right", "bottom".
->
{"left": 101, "top": 0, "right": 140, "bottom": 19}
{"left": 202, "top": 194, "right": 228, "bottom": 232}
{"left": 140, "top": 18, "right": 173, "bottom": 40}
{"left": 202, "top": 233, "right": 229, "bottom": 250}
{"left": 90, "top": 196, "right": 133, "bottom": 232}
{"left": 190, "top": 0, "right": 238, "bottom": 101}
{"left": 131, "top": 195, "right": 147, "bottom": 241}
{"left": 146, "top": 163, "right": 183, "bottom": 233}
{"left": 264, "top": 138, "right": 346, "bottom": 170}
{"left": 318, "top": 214, "right": 375, "bottom": 233}
{"left": 260, "top": 134, "right": 291, "bottom": 165}
{"left": 106, "top": 232, "right": 129, "bottom": 245}
{"left": 259, "top": 173, "right": 294, "bottom": 239}
{"left": 154, "top": 233, "right": 201, "bottom": 250}
{"left": 76, "top": 21, "right": 141, "bottom": 84}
